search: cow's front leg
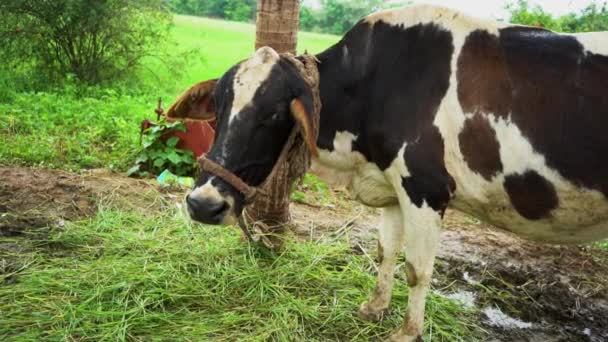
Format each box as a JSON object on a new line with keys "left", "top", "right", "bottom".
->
{"left": 358, "top": 206, "right": 404, "bottom": 321}
{"left": 387, "top": 203, "right": 442, "bottom": 342}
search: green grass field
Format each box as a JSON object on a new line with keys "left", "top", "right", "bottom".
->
{"left": 0, "top": 15, "right": 482, "bottom": 341}
{"left": 168, "top": 16, "right": 339, "bottom": 87}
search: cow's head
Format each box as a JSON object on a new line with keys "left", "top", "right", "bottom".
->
{"left": 168, "top": 47, "right": 318, "bottom": 225}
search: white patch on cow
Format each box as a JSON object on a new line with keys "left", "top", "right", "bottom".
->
{"left": 379, "top": 152, "right": 443, "bottom": 339}
{"left": 390, "top": 144, "right": 409, "bottom": 178}
{"left": 189, "top": 179, "right": 223, "bottom": 202}
{"left": 359, "top": 206, "right": 405, "bottom": 316}
{"left": 364, "top": 3, "right": 500, "bottom": 35}
{"left": 188, "top": 179, "right": 237, "bottom": 225}
{"left": 423, "top": 9, "right": 496, "bottom": 201}
{"left": 571, "top": 31, "right": 608, "bottom": 57}
{"left": 310, "top": 131, "right": 397, "bottom": 207}
{"left": 396, "top": 204, "right": 441, "bottom": 339}
{"left": 310, "top": 131, "right": 363, "bottom": 187}
{"left": 229, "top": 47, "right": 279, "bottom": 124}
{"left": 342, "top": 45, "right": 349, "bottom": 66}
{"left": 332, "top": 131, "right": 357, "bottom": 157}
{"left": 351, "top": 163, "right": 399, "bottom": 207}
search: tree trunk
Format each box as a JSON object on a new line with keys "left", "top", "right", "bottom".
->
{"left": 243, "top": 0, "right": 302, "bottom": 249}
{"left": 255, "top": 0, "right": 300, "bottom": 54}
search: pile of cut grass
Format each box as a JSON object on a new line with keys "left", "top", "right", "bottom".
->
{"left": 1, "top": 205, "right": 481, "bottom": 341}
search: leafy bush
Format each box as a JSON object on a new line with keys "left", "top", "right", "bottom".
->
{"left": 0, "top": 0, "right": 172, "bottom": 87}
{"left": 130, "top": 120, "right": 197, "bottom": 177}
{"left": 507, "top": 0, "right": 608, "bottom": 33}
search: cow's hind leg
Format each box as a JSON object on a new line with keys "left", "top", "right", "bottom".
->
{"left": 386, "top": 203, "right": 441, "bottom": 342}
{"left": 358, "top": 206, "right": 404, "bottom": 321}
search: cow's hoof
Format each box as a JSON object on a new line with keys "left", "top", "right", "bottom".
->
{"left": 384, "top": 330, "right": 422, "bottom": 342}
{"left": 357, "top": 301, "right": 389, "bottom": 322}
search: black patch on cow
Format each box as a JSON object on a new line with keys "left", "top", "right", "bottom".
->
{"left": 459, "top": 114, "right": 503, "bottom": 180}
{"left": 359, "top": 22, "right": 454, "bottom": 170}
{"left": 195, "top": 65, "right": 237, "bottom": 191}
{"left": 314, "top": 20, "right": 375, "bottom": 151}
{"left": 315, "top": 20, "right": 456, "bottom": 213}
{"left": 504, "top": 170, "right": 559, "bottom": 220}
{"left": 316, "top": 21, "right": 454, "bottom": 169}
{"left": 458, "top": 27, "right": 608, "bottom": 198}
{"left": 457, "top": 29, "right": 512, "bottom": 118}
{"left": 402, "top": 126, "right": 456, "bottom": 216}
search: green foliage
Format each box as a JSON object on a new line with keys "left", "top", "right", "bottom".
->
{"left": 0, "top": 88, "right": 150, "bottom": 171}
{"left": 321, "top": 0, "right": 384, "bottom": 34}
{"left": 292, "top": 173, "right": 334, "bottom": 206}
{"left": 597, "top": 240, "right": 608, "bottom": 251}
{"left": 300, "top": 6, "right": 319, "bottom": 32}
{"left": 0, "top": 207, "right": 482, "bottom": 341}
{"left": 300, "top": 0, "right": 412, "bottom": 34}
{"left": 168, "top": 0, "right": 256, "bottom": 22}
{"left": 300, "top": 0, "right": 413, "bottom": 34}
{"left": 130, "top": 120, "right": 197, "bottom": 177}
{"left": 167, "top": 0, "right": 397, "bottom": 35}
{"left": 507, "top": 0, "right": 608, "bottom": 33}
{"left": 0, "top": 0, "right": 172, "bottom": 87}
{"left": 299, "top": 0, "right": 412, "bottom": 35}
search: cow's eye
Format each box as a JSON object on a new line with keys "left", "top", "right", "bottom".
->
{"left": 261, "top": 112, "right": 281, "bottom": 126}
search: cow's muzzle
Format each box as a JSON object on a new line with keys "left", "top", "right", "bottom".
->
{"left": 186, "top": 193, "right": 230, "bottom": 225}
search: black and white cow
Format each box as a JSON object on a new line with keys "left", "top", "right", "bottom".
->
{"left": 170, "top": 5, "right": 608, "bottom": 341}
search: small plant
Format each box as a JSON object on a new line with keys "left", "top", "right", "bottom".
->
{"left": 292, "top": 173, "right": 333, "bottom": 206}
{"left": 129, "top": 120, "right": 197, "bottom": 177}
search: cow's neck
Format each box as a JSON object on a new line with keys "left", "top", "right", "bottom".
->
{"left": 313, "top": 35, "right": 369, "bottom": 152}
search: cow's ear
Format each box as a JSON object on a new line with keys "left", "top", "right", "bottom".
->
{"left": 166, "top": 79, "right": 217, "bottom": 121}
{"left": 290, "top": 97, "right": 319, "bottom": 157}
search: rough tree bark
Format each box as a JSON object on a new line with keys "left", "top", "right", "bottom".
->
{"left": 255, "top": 0, "right": 300, "bottom": 54}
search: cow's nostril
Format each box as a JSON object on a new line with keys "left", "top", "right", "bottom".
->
{"left": 186, "top": 194, "right": 195, "bottom": 207}
{"left": 186, "top": 194, "right": 229, "bottom": 224}
{"left": 207, "top": 200, "right": 228, "bottom": 217}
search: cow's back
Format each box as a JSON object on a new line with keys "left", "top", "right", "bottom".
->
{"left": 433, "top": 11, "right": 608, "bottom": 243}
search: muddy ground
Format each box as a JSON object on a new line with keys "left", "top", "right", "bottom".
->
{"left": 2, "top": 166, "right": 607, "bottom": 341}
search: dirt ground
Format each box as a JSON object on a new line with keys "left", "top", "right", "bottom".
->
{"left": 0, "top": 166, "right": 176, "bottom": 236}
{"left": 2, "top": 166, "right": 607, "bottom": 341}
